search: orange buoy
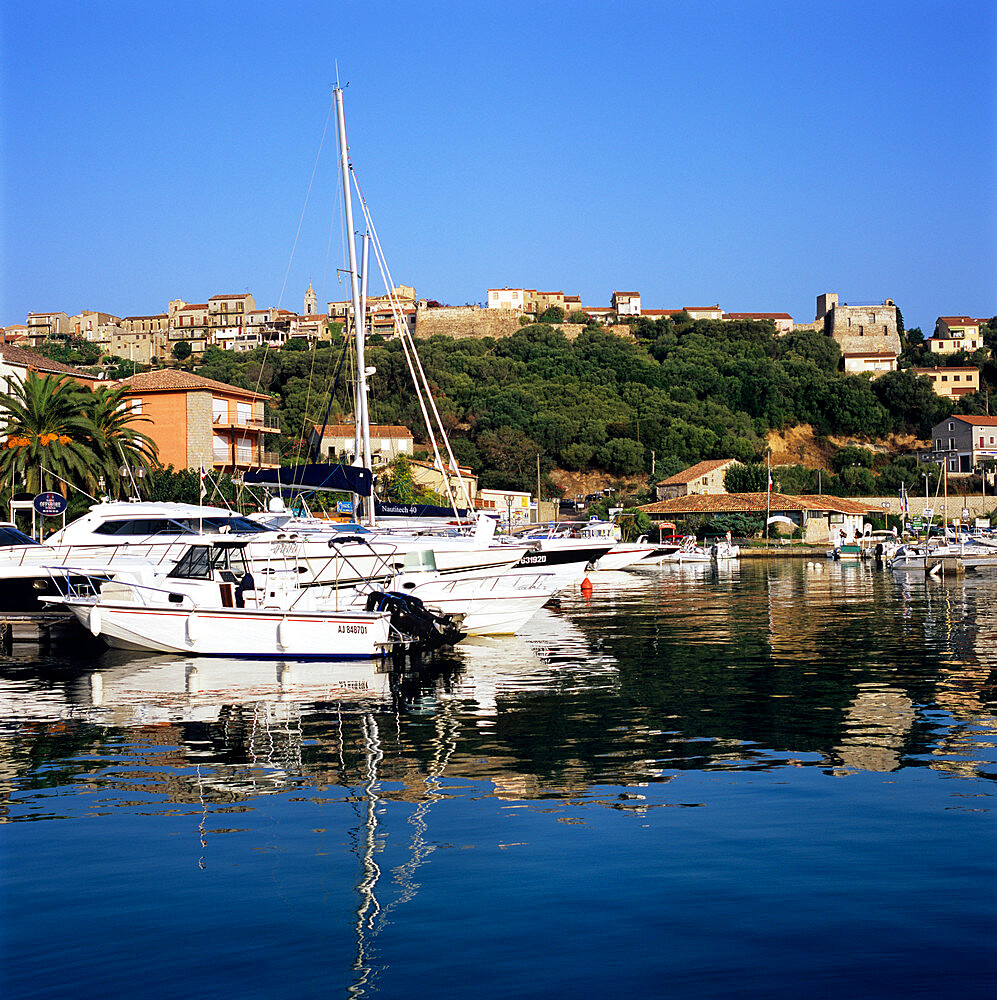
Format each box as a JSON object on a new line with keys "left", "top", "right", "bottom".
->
{"left": 580, "top": 576, "right": 593, "bottom": 595}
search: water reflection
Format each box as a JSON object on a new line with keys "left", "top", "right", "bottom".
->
{"left": 1, "top": 562, "right": 995, "bottom": 823}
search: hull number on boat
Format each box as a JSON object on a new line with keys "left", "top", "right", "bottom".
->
{"left": 339, "top": 624, "right": 367, "bottom": 634}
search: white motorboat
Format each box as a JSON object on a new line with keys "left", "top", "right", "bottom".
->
{"left": 576, "top": 522, "right": 658, "bottom": 571}
{"left": 661, "top": 535, "right": 712, "bottom": 563}
{"left": 361, "top": 550, "right": 559, "bottom": 636}
{"left": 49, "top": 500, "right": 531, "bottom": 591}
{"left": 45, "top": 540, "right": 462, "bottom": 658}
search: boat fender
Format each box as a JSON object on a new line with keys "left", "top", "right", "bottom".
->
{"left": 88, "top": 607, "right": 102, "bottom": 637}
{"left": 186, "top": 613, "right": 199, "bottom": 645}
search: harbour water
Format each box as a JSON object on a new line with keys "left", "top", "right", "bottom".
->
{"left": 1, "top": 559, "right": 995, "bottom": 999}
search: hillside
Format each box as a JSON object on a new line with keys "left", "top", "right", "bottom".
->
{"left": 186, "top": 316, "right": 980, "bottom": 497}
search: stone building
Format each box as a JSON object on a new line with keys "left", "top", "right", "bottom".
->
{"left": 655, "top": 459, "right": 738, "bottom": 500}
{"left": 816, "top": 293, "right": 901, "bottom": 360}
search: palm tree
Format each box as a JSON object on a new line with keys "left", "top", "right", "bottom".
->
{"left": 86, "top": 384, "right": 159, "bottom": 497}
{"left": 0, "top": 372, "right": 99, "bottom": 494}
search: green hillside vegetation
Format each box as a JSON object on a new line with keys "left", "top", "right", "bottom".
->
{"left": 32, "top": 315, "right": 996, "bottom": 499}
{"left": 183, "top": 315, "right": 997, "bottom": 496}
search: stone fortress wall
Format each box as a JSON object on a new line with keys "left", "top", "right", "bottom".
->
{"left": 413, "top": 304, "right": 631, "bottom": 342}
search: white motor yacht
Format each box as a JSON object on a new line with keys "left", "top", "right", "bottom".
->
{"left": 45, "top": 539, "right": 462, "bottom": 658}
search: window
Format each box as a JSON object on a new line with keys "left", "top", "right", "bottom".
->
{"left": 948, "top": 423, "right": 954, "bottom": 431}
{"left": 212, "top": 398, "right": 228, "bottom": 422}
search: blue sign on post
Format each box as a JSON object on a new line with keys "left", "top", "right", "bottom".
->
{"left": 337, "top": 500, "right": 354, "bottom": 515}
{"left": 33, "top": 492, "right": 68, "bottom": 516}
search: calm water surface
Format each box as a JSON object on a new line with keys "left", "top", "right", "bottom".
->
{"left": 1, "top": 560, "right": 994, "bottom": 999}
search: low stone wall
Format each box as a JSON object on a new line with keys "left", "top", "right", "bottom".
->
{"left": 852, "top": 495, "right": 997, "bottom": 519}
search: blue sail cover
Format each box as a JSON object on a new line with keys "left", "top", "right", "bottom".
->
{"left": 375, "top": 500, "right": 470, "bottom": 519}
{"left": 243, "top": 464, "right": 373, "bottom": 496}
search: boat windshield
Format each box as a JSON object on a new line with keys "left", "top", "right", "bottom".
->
{"left": 0, "top": 524, "right": 39, "bottom": 546}
{"left": 167, "top": 544, "right": 250, "bottom": 580}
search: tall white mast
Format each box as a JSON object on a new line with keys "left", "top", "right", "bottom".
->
{"left": 334, "top": 85, "right": 375, "bottom": 525}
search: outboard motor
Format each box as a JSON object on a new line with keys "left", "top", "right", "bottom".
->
{"left": 365, "top": 591, "right": 466, "bottom": 651}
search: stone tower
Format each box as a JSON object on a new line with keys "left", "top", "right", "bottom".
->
{"left": 304, "top": 283, "right": 317, "bottom": 316}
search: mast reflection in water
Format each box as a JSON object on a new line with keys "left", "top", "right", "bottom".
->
{"left": 1, "top": 560, "right": 994, "bottom": 999}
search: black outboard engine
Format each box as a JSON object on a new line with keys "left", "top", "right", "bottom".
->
{"left": 365, "top": 591, "right": 466, "bottom": 651}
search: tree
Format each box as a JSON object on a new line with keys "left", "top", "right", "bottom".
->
{"left": 723, "top": 462, "right": 768, "bottom": 492}
{"left": 537, "top": 306, "right": 564, "bottom": 324}
{"left": 596, "top": 437, "right": 645, "bottom": 476}
{"left": 172, "top": 341, "right": 192, "bottom": 361}
{"left": 0, "top": 373, "right": 99, "bottom": 494}
{"left": 86, "top": 384, "right": 159, "bottom": 497}
{"left": 830, "top": 446, "right": 875, "bottom": 473}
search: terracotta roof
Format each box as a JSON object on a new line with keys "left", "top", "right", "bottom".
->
{"left": 637, "top": 492, "right": 876, "bottom": 516}
{"left": 0, "top": 345, "right": 100, "bottom": 381}
{"left": 659, "top": 459, "right": 736, "bottom": 485}
{"left": 912, "top": 367, "right": 979, "bottom": 374}
{"left": 410, "top": 458, "right": 474, "bottom": 474}
{"left": 116, "top": 369, "right": 271, "bottom": 399}
{"left": 177, "top": 303, "right": 208, "bottom": 312}
{"left": 209, "top": 293, "right": 252, "bottom": 301}
{"left": 845, "top": 351, "right": 897, "bottom": 358}
{"left": 614, "top": 291, "right": 639, "bottom": 298}
{"left": 949, "top": 415, "right": 997, "bottom": 427}
{"left": 312, "top": 423, "right": 413, "bottom": 439}
{"left": 938, "top": 316, "right": 978, "bottom": 325}
{"left": 724, "top": 312, "right": 794, "bottom": 321}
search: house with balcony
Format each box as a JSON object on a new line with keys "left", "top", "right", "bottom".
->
{"left": 115, "top": 369, "right": 279, "bottom": 474}
{"left": 929, "top": 317, "right": 987, "bottom": 354}
{"left": 910, "top": 366, "right": 980, "bottom": 399}
{"left": 25, "top": 311, "right": 70, "bottom": 346}
{"left": 923, "top": 415, "right": 997, "bottom": 475}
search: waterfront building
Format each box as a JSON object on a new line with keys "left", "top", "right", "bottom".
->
{"left": 655, "top": 459, "right": 738, "bottom": 500}
{"left": 636, "top": 492, "right": 874, "bottom": 544}
{"left": 477, "top": 487, "right": 532, "bottom": 527}
{"left": 910, "top": 366, "right": 979, "bottom": 399}
{"left": 408, "top": 458, "right": 479, "bottom": 499}
{"left": 923, "top": 414, "right": 997, "bottom": 475}
{"left": 115, "top": 369, "right": 279, "bottom": 474}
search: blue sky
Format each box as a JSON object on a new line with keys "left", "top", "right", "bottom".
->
{"left": 2, "top": 1, "right": 994, "bottom": 334}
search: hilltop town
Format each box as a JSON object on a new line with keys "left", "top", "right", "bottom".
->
{"left": 1, "top": 283, "right": 994, "bottom": 528}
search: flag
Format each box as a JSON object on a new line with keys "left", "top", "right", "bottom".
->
{"left": 199, "top": 464, "right": 206, "bottom": 501}
{"left": 767, "top": 470, "right": 773, "bottom": 492}
{"left": 901, "top": 485, "right": 908, "bottom": 516}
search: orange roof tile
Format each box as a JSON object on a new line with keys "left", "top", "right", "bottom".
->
{"left": 659, "top": 459, "right": 736, "bottom": 485}
{"left": 637, "top": 492, "right": 875, "bottom": 516}
{"left": 117, "top": 369, "right": 271, "bottom": 399}
{"left": 312, "top": 423, "right": 413, "bottom": 439}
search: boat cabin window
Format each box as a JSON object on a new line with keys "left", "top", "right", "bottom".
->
{"left": 92, "top": 515, "right": 268, "bottom": 537}
{"left": 0, "top": 524, "right": 39, "bottom": 546}
{"left": 167, "top": 545, "right": 250, "bottom": 580}
{"left": 93, "top": 518, "right": 197, "bottom": 536}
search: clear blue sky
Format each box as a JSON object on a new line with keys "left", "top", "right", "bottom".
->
{"left": 2, "top": 1, "right": 994, "bottom": 334}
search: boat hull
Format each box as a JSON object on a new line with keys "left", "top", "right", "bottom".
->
{"left": 68, "top": 603, "right": 394, "bottom": 659}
